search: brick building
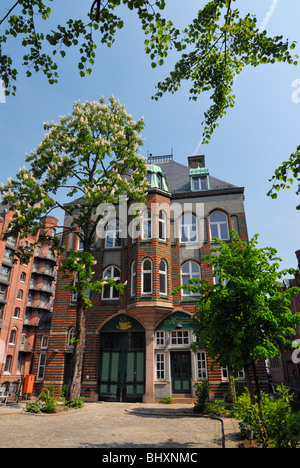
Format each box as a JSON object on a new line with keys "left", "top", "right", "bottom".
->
{"left": 38, "top": 154, "right": 267, "bottom": 403}
{"left": 268, "top": 249, "right": 300, "bottom": 404}
{"left": 0, "top": 207, "right": 58, "bottom": 395}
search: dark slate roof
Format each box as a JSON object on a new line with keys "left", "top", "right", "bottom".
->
{"left": 156, "top": 160, "right": 239, "bottom": 194}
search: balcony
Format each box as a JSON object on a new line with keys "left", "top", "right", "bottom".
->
{"left": 26, "top": 299, "right": 51, "bottom": 311}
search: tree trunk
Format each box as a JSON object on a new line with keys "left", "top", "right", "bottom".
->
{"left": 252, "top": 360, "right": 262, "bottom": 406}
{"left": 67, "top": 296, "right": 86, "bottom": 400}
{"left": 244, "top": 364, "right": 256, "bottom": 405}
{"left": 228, "top": 366, "right": 236, "bottom": 404}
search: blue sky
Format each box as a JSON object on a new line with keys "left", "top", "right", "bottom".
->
{"left": 0, "top": 0, "right": 299, "bottom": 272}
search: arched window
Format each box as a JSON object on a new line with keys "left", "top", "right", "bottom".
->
{"left": 142, "top": 259, "right": 152, "bottom": 294}
{"left": 17, "top": 289, "right": 23, "bottom": 300}
{"left": 179, "top": 214, "right": 197, "bottom": 243}
{"left": 9, "top": 329, "right": 17, "bottom": 344}
{"left": 159, "top": 259, "right": 168, "bottom": 295}
{"left": 142, "top": 210, "right": 152, "bottom": 240}
{"left": 102, "top": 266, "right": 120, "bottom": 300}
{"left": 67, "top": 327, "right": 76, "bottom": 348}
{"left": 209, "top": 211, "right": 229, "bottom": 241}
{"left": 4, "top": 355, "right": 12, "bottom": 373}
{"left": 131, "top": 261, "right": 136, "bottom": 297}
{"left": 14, "top": 307, "right": 20, "bottom": 318}
{"left": 20, "top": 272, "right": 26, "bottom": 282}
{"left": 159, "top": 210, "right": 167, "bottom": 241}
{"left": 181, "top": 261, "right": 201, "bottom": 296}
{"left": 105, "top": 220, "right": 121, "bottom": 248}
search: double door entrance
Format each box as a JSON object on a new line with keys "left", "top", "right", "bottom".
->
{"left": 98, "top": 331, "right": 145, "bottom": 402}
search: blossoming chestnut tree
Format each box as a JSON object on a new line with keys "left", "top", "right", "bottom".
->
{"left": 0, "top": 95, "right": 149, "bottom": 399}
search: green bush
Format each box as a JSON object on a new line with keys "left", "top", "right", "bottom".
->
{"left": 232, "top": 385, "right": 300, "bottom": 448}
{"left": 159, "top": 396, "right": 175, "bottom": 404}
{"left": 41, "top": 396, "right": 57, "bottom": 414}
{"left": 66, "top": 396, "right": 84, "bottom": 409}
{"left": 193, "top": 380, "right": 209, "bottom": 413}
{"left": 205, "top": 400, "right": 231, "bottom": 417}
{"left": 25, "top": 401, "right": 42, "bottom": 413}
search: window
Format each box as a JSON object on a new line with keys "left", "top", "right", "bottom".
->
{"left": 0, "top": 265, "right": 11, "bottom": 281}
{"left": 41, "top": 336, "right": 49, "bottom": 349}
{"left": 159, "top": 210, "right": 167, "bottom": 241}
{"left": 20, "top": 272, "right": 26, "bottom": 282}
{"left": 181, "top": 261, "right": 201, "bottom": 296}
{"left": 196, "top": 351, "right": 208, "bottom": 379}
{"left": 3, "top": 248, "right": 13, "bottom": 262}
{"left": 102, "top": 266, "right": 120, "bottom": 300}
{"left": 131, "top": 262, "right": 136, "bottom": 297}
{"left": 0, "top": 285, "right": 7, "bottom": 300}
{"left": 142, "top": 259, "right": 152, "bottom": 294}
{"left": 37, "top": 353, "right": 47, "bottom": 380}
{"left": 155, "top": 353, "right": 165, "bottom": 380}
{"left": 209, "top": 211, "right": 229, "bottom": 241}
{"left": 4, "top": 355, "right": 12, "bottom": 373}
{"left": 179, "top": 214, "right": 197, "bottom": 243}
{"left": 142, "top": 210, "right": 152, "bottom": 240}
{"left": 105, "top": 221, "right": 121, "bottom": 248}
{"left": 193, "top": 176, "right": 207, "bottom": 191}
{"left": 170, "top": 330, "right": 190, "bottom": 345}
{"left": 71, "top": 273, "right": 78, "bottom": 303}
{"left": 17, "top": 289, "right": 23, "bottom": 300}
{"left": 0, "top": 304, "right": 4, "bottom": 320}
{"left": 221, "top": 366, "right": 245, "bottom": 380}
{"left": 67, "top": 328, "right": 76, "bottom": 348}
{"left": 155, "top": 331, "right": 165, "bottom": 347}
{"left": 9, "top": 329, "right": 17, "bottom": 344}
{"left": 159, "top": 259, "right": 168, "bottom": 295}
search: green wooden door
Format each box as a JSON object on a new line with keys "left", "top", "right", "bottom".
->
{"left": 171, "top": 352, "right": 191, "bottom": 393}
{"left": 99, "top": 332, "right": 145, "bottom": 402}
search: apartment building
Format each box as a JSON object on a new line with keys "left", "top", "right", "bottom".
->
{"left": 0, "top": 206, "right": 58, "bottom": 395}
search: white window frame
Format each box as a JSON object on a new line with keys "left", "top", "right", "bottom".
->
{"left": 209, "top": 211, "right": 230, "bottom": 241}
{"left": 36, "top": 353, "right": 47, "bottom": 381}
{"left": 102, "top": 266, "right": 120, "bottom": 300}
{"left": 155, "top": 353, "right": 166, "bottom": 381}
{"left": 142, "top": 258, "right": 152, "bottom": 295}
{"left": 196, "top": 351, "right": 208, "bottom": 380}
{"left": 105, "top": 220, "right": 121, "bottom": 248}
{"left": 170, "top": 330, "right": 190, "bottom": 346}
{"left": 159, "top": 259, "right": 168, "bottom": 295}
{"left": 181, "top": 261, "right": 201, "bottom": 296}
{"left": 155, "top": 331, "right": 165, "bottom": 347}
{"left": 179, "top": 214, "right": 198, "bottom": 243}
{"left": 40, "top": 336, "right": 49, "bottom": 350}
{"left": 142, "top": 210, "right": 152, "bottom": 240}
{"left": 67, "top": 327, "right": 76, "bottom": 349}
{"left": 159, "top": 210, "right": 167, "bottom": 241}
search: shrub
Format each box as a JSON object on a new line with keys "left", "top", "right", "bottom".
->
{"left": 25, "top": 401, "right": 42, "bottom": 413}
{"left": 159, "top": 396, "right": 175, "bottom": 404}
{"left": 193, "top": 380, "right": 209, "bottom": 413}
{"left": 232, "top": 385, "right": 300, "bottom": 448}
{"left": 41, "top": 396, "right": 57, "bottom": 414}
{"left": 66, "top": 396, "right": 84, "bottom": 409}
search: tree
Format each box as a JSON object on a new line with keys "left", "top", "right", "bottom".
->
{"left": 176, "top": 231, "right": 300, "bottom": 404}
{"left": 0, "top": 95, "right": 149, "bottom": 399}
{"left": 1, "top": 1, "right": 298, "bottom": 144}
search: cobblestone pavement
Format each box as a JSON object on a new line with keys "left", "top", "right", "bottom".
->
{"left": 0, "top": 401, "right": 239, "bottom": 449}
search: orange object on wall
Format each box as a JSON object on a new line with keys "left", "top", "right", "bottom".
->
{"left": 23, "top": 374, "right": 35, "bottom": 394}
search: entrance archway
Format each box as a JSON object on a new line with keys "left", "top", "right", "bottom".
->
{"left": 98, "top": 315, "right": 145, "bottom": 402}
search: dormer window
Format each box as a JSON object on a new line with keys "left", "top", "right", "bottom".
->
{"left": 192, "top": 176, "right": 208, "bottom": 191}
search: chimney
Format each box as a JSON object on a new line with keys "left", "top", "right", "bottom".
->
{"left": 188, "top": 155, "right": 205, "bottom": 169}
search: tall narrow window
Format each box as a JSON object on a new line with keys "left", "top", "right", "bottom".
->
{"left": 9, "top": 329, "right": 17, "bottom": 344}
{"left": 196, "top": 351, "right": 208, "bottom": 379}
{"left": 105, "top": 221, "right": 121, "bottom": 248}
{"left": 159, "top": 210, "right": 167, "bottom": 241}
{"left": 102, "top": 266, "right": 120, "bottom": 300}
{"left": 159, "top": 259, "right": 168, "bottom": 295}
{"left": 155, "top": 353, "right": 165, "bottom": 381}
{"left": 142, "top": 259, "right": 152, "bottom": 294}
{"left": 37, "top": 354, "right": 47, "bottom": 380}
{"left": 67, "top": 327, "right": 76, "bottom": 348}
{"left": 181, "top": 261, "right": 200, "bottom": 296}
{"left": 179, "top": 214, "right": 197, "bottom": 243}
{"left": 209, "top": 211, "right": 229, "bottom": 241}
{"left": 131, "top": 261, "right": 136, "bottom": 297}
{"left": 142, "top": 210, "right": 152, "bottom": 240}
{"left": 17, "top": 289, "right": 23, "bottom": 300}
{"left": 4, "top": 355, "right": 12, "bottom": 373}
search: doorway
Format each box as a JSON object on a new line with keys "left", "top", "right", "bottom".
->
{"left": 98, "top": 331, "right": 145, "bottom": 402}
{"left": 171, "top": 351, "right": 191, "bottom": 393}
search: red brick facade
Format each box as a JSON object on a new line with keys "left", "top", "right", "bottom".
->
{"left": 34, "top": 155, "right": 268, "bottom": 402}
{"left": 0, "top": 209, "right": 58, "bottom": 396}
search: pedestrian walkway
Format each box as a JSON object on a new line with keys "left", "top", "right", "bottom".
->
{"left": 0, "top": 401, "right": 240, "bottom": 449}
